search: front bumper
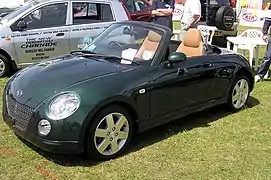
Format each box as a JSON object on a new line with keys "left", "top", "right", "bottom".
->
{"left": 2, "top": 100, "right": 83, "bottom": 154}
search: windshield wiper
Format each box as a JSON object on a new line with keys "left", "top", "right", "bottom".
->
{"left": 70, "top": 50, "right": 108, "bottom": 63}
{"left": 70, "top": 50, "right": 96, "bottom": 55}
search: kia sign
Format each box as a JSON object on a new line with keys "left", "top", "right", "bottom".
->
{"left": 239, "top": 8, "right": 271, "bottom": 27}
{"left": 242, "top": 13, "right": 258, "bottom": 22}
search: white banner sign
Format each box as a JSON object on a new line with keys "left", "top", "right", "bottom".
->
{"left": 239, "top": 8, "right": 271, "bottom": 27}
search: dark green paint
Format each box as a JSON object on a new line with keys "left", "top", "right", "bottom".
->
{"left": 168, "top": 52, "right": 187, "bottom": 63}
{"left": 2, "top": 21, "right": 255, "bottom": 155}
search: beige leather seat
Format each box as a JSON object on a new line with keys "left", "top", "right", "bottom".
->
{"left": 176, "top": 28, "right": 204, "bottom": 57}
{"left": 135, "top": 31, "right": 162, "bottom": 60}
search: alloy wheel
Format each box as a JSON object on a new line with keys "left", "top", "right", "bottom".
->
{"left": 0, "top": 58, "right": 6, "bottom": 76}
{"left": 231, "top": 78, "right": 249, "bottom": 109}
{"left": 94, "top": 112, "right": 129, "bottom": 156}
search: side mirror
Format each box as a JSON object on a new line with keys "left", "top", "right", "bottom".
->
{"left": 17, "top": 20, "right": 27, "bottom": 30}
{"left": 168, "top": 52, "right": 187, "bottom": 64}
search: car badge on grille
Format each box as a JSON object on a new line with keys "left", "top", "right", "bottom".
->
{"left": 16, "top": 90, "right": 23, "bottom": 97}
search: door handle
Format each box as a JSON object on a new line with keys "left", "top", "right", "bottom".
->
{"left": 176, "top": 68, "right": 188, "bottom": 75}
{"left": 56, "top": 33, "right": 65, "bottom": 37}
{"left": 202, "top": 62, "right": 212, "bottom": 67}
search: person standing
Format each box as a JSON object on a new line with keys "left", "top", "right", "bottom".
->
{"left": 149, "top": 0, "right": 174, "bottom": 31}
{"left": 255, "top": 9, "right": 271, "bottom": 82}
{"left": 179, "top": 0, "right": 201, "bottom": 40}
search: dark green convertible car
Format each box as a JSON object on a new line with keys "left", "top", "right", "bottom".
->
{"left": 2, "top": 21, "right": 254, "bottom": 161}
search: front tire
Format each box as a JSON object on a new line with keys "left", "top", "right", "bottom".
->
{"left": 0, "top": 54, "right": 12, "bottom": 77}
{"left": 85, "top": 105, "right": 134, "bottom": 161}
{"left": 227, "top": 75, "right": 250, "bottom": 111}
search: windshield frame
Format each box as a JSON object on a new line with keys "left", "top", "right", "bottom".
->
{"left": 84, "top": 21, "right": 171, "bottom": 66}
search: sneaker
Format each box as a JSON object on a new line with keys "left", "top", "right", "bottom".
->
{"left": 254, "top": 75, "right": 263, "bottom": 83}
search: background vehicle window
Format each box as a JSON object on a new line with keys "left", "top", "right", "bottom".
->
{"left": 134, "top": 0, "right": 148, "bottom": 11}
{"left": 124, "top": 0, "right": 148, "bottom": 12}
{"left": 72, "top": 2, "right": 114, "bottom": 25}
{"left": 22, "top": 3, "right": 68, "bottom": 30}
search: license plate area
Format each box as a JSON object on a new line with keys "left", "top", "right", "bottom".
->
{"left": 211, "top": 31, "right": 222, "bottom": 36}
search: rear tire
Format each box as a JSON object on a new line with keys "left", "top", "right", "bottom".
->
{"left": 0, "top": 54, "right": 12, "bottom": 77}
{"left": 85, "top": 105, "right": 134, "bottom": 161}
{"left": 227, "top": 75, "right": 250, "bottom": 111}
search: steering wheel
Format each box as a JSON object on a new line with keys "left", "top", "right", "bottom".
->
{"left": 108, "top": 41, "right": 123, "bottom": 49}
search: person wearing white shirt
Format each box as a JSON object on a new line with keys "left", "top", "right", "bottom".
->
{"left": 179, "top": 0, "right": 201, "bottom": 40}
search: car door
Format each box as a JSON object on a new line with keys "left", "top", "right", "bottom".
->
{"left": 69, "top": 1, "right": 116, "bottom": 51}
{"left": 212, "top": 57, "right": 236, "bottom": 99}
{"left": 149, "top": 55, "right": 216, "bottom": 119}
{"left": 11, "top": 2, "right": 70, "bottom": 65}
{"left": 124, "top": 0, "right": 152, "bottom": 22}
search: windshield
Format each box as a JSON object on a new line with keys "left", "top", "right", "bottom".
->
{"left": 1, "top": 1, "right": 38, "bottom": 22}
{"left": 83, "top": 23, "right": 164, "bottom": 64}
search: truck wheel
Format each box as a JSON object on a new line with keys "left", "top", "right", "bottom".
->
{"left": 0, "top": 54, "right": 12, "bottom": 77}
{"left": 215, "top": 5, "right": 235, "bottom": 31}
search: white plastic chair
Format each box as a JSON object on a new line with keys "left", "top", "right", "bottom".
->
{"left": 197, "top": 25, "right": 217, "bottom": 44}
{"left": 235, "top": 29, "right": 268, "bottom": 79}
{"left": 236, "top": 29, "right": 263, "bottom": 57}
{"left": 172, "top": 29, "right": 182, "bottom": 41}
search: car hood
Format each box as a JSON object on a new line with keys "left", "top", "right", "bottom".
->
{"left": 7, "top": 55, "right": 129, "bottom": 107}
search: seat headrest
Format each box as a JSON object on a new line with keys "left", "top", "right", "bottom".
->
{"left": 183, "top": 28, "right": 202, "bottom": 48}
{"left": 148, "top": 31, "right": 162, "bottom": 42}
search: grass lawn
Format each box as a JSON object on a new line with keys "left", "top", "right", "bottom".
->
{"left": 1, "top": 27, "right": 271, "bottom": 180}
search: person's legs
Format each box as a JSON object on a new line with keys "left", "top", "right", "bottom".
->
{"left": 255, "top": 36, "right": 271, "bottom": 82}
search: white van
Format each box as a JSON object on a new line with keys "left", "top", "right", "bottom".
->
{"left": 0, "top": 0, "right": 129, "bottom": 77}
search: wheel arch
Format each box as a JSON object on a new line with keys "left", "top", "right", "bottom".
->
{"left": 78, "top": 95, "right": 139, "bottom": 150}
{"left": 0, "top": 48, "right": 17, "bottom": 70}
{"left": 234, "top": 66, "right": 254, "bottom": 92}
{"left": 0, "top": 49, "right": 11, "bottom": 60}
{"left": 226, "top": 66, "right": 253, "bottom": 111}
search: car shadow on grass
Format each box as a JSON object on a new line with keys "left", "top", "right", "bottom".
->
{"left": 19, "top": 96, "right": 260, "bottom": 167}
{"left": 128, "top": 96, "right": 260, "bottom": 152}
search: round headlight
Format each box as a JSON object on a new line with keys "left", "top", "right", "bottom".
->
{"left": 47, "top": 92, "right": 80, "bottom": 120}
{"left": 38, "top": 120, "right": 51, "bottom": 136}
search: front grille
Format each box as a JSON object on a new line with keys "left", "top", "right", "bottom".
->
{"left": 6, "top": 95, "right": 34, "bottom": 131}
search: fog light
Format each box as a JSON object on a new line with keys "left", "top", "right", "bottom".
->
{"left": 38, "top": 120, "right": 51, "bottom": 136}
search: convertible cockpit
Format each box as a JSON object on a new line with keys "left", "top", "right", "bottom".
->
{"left": 82, "top": 23, "right": 222, "bottom": 64}
{"left": 169, "top": 28, "right": 222, "bottom": 57}
{"left": 135, "top": 27, "right": 220, "bottom": 60}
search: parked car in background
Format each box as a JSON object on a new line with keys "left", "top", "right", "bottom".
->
{"left": 122, "top": 0, "right": 152, "bottom": 21}
{"left": 0, "top": 0, "right": 129, "bottom": 77}
{"left": 122, "top": 0, "right": 237, "bottom": 47}
{"left": 0, "top": 7, "right": 17, "bottom": 18}
{"left": 200, "top": 0, "right": 238, "bottom": 47}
